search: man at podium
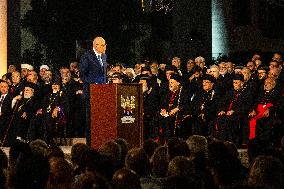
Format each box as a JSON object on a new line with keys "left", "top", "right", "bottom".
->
{"left": 79, "top": 37, "right": 107, "bottom": 145}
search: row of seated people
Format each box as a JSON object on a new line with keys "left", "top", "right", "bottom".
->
{"left": 0, "top": 53, "right": 283, "bottom": 147}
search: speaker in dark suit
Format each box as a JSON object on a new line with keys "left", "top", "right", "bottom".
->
{"left": 79, "top": 37, "right": 107, "bottom": 145}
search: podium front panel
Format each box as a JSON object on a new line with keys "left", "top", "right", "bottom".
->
{"left": 90, "top": 84, "right": 143, "bottom": 149}
{"left": 90, "top": 84, "right": 117, "bottom": 149}
{"left": 117, "top": 84, "right": 143, "bottom": 148}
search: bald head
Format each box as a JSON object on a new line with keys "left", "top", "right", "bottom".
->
{"left": 93, "top": 37, "right": 106, "bottom": 54}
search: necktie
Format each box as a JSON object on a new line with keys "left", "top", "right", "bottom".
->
{"left": 0, "top": 95, "right": 5, "bottom": 108}
{"left": 98, "top": 55, "right": 103, "bottom": 67}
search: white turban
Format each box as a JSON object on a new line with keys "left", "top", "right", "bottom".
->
{"left": 21, "top": 64, "right": 34, "bottom": 70}
{"left": 40, "top": 65, "right": 49, "bottom": 70}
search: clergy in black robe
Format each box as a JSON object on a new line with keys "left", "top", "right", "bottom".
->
{"left": 159, "top": 74, "right": 189, "bottom": 142}
{"left": 4, "top": 82, "right": 38, "bottom": 146}
{"left": 215, "top": 74, "right": 253, "bottom": 145}
{"left": 139, "top": 75, "right": 160, "bottom": 140}
{"left": 39, "top": 80, "right": 69, "bottom": 145}
{"left": 248, "top": 78, "right": 281, "bottom": 144}
{"left": 189, "top": 74, "right": 219, "bottom": 137}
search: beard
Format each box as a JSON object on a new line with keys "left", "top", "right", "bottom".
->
{"left": 169, "top": 85, "right": 178, "bottom": 92}
{"left": 24, "top": 93, "right": 33, "bottom": 99}
{"left": 142, "top": 86, "right": 148, "bottom": 93}
{"left": 264, "top": 86, "right": 273, "bottom": 92}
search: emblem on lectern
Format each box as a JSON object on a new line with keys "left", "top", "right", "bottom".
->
{"left": 120, "top": 95, "right": 136, "bottom": 123}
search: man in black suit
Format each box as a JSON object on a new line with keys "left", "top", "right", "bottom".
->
{"left": 0, "top": 80, "right": 12, "bottom": 143}
{"left": 79, "top": 36, "right": 107, "bottom": 145}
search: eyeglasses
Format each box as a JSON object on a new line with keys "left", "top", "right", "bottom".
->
{"left": 96, "top": 44, "right": 107, "bottom": 47}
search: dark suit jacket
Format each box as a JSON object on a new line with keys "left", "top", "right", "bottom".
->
{"left": 79, "top": 49, "right": 107, "bottom": 145}
{"left": 0, "top": 94, "right": 12, "bottom": 121}
{"left": 79, "top": 50, "right": 107, "bottom": 84}
{"left": 0, "top": 94, "right": 13, "bottom": 140}
{"left": 9, "top": 82, "right": 25, "bottom": 97}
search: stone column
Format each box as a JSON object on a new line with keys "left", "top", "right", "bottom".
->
{"left": 212, "top": 0, "right": 229, "bottom": 58}
{"left": 0, "top": 0, "right": 7, "bottom": 77}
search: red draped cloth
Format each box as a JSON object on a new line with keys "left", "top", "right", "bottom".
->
{"left": 249, "top": 103, "right": 273, "bottom": 139}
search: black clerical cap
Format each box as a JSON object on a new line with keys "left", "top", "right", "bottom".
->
{"left": 258, "top": 66, "right": 269, "bottom": 72}
{"left": 233, "top": 74, "right": 244, "bottom": 82}
{"left": 170, "top": 74, "right": 183, "bottom": 83}
{"left": 24, "top": 82, "right": 37, "bottom": 90}
{"left": 203, "top": 74, "right": 216, "bottom": 83}
{"left": 235, "top": 66, "right": 244, "bottom": 70}
{"left": 141, "top": 66, "right": 151, "bottom": 73}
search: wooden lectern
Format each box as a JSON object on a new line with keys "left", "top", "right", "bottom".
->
{"left": 90, "top": 84, "right": 143, "bottom": 149}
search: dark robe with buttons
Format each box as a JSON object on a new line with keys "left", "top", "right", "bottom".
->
{"left": 189, "top": 89, "right": 219, "bottom": 136}
{"left": 41, "top": 91, "right": 69, "bottom": 145}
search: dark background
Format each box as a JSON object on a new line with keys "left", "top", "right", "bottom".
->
{"left": 7, "top": 0, "right": 284, "bottom": 70}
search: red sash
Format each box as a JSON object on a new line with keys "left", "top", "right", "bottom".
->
{"left": 215, "top": 92, "right": 239, "bottom": 131}
{"left": 249, "top": 103, "right": 273, "bottom": 139}
{"left": 228, "top": 93, "right": 239, "bottom": 111}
